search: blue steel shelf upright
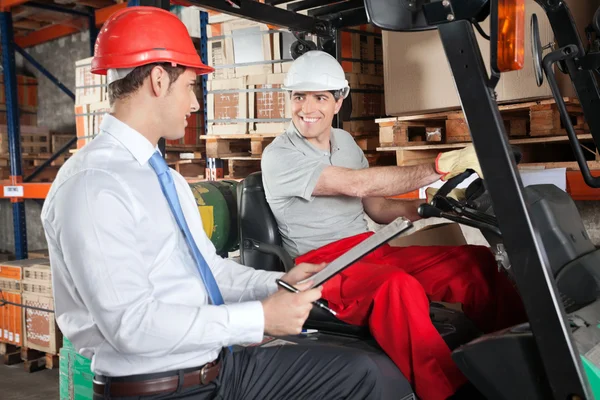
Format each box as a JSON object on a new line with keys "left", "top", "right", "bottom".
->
{"left": 0, "top": 5, "right": 100, "bottom": 260}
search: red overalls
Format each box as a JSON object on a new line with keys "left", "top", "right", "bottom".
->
{"left": 295, "top": 232, "right": 527, "bottom": 400}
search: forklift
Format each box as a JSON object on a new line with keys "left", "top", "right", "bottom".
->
{"left": 229, "top": 0, "right": 600, "bottom": 398}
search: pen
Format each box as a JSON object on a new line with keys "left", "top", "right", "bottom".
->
{"left": 276, "top": 279, "right": 337, "bottom": 316}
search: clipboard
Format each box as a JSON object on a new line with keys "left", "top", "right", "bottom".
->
{"left": 298, "top": 217, "right": 415, "bottom": 289}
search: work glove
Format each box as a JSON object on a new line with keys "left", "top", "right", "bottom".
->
{"left": 425, "top": 187, "right": 467, "bottom": 204}
{"left": 435, "top": 144, "right": 483, "bottom": 181}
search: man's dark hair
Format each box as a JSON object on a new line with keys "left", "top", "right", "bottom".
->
{"left": 108, "top": 62, "right": 186, "bottom": 104}
{"left": 289, "top": 90, "right": 345, "bottom": 101}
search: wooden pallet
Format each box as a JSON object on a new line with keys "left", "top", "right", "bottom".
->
{"left": 201, "top": 134, "right": 278, "bottom": 159}
{"left": 377, "top": 97, "right": 588, "bottom": 147}
{"left": 0, "top": 343, "right": 59, "bottom": 372}
{"left": 354, "top": 136, "right": 381, "bottom": 152}
{"left": 0, "top": 127, "right": 51, "bottom": 155}
{"left": 0, "top": 153, "right": 69, "bottom": 168}
{"left": 51, "top": 134, "right": 76, "bottom": 153}
{"left": 225, "top": 159, "right": 261, "bottom": 179}
{"left": 0, "top": 165, "right": 60, "bottom": 182}
{"left": 377, "top": 134, "right": 599, "bottom": 167}
{"left": 0, "top": 343, "right": 22, "bottom": 365}
{"left": 21, "top": 347, "right": 59, "bottom": 373}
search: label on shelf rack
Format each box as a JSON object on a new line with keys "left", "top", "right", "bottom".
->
{"left": 4, "top": 186, "right": 24, "bottom": 197}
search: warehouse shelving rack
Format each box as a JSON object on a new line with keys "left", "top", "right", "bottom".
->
{"left": 0, "top": 0, "right": 168, "bottom": 259}
{"left": 1, "top": 0, "right": 599, "bottom": 260}
{"left": 0, "top": 0, "right": 375, "bottom": 259}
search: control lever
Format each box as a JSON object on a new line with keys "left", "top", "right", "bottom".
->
{"left": 418, "top": 204, "right": 503, "bottom": 237}
{"left": 432, "top": 196, "right": 498, "bottom": 226}
{"left": 542, "top": 44, "right": 600, "bottom": 188}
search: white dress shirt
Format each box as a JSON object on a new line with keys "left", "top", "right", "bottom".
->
{"left": 41, "top": 115, "right": 284, "bottom": 377}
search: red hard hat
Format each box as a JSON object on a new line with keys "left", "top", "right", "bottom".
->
{"left": 91, "top": 6, "right": 214, "bottom": 76}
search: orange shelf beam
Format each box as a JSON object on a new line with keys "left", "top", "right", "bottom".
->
{"left": 14, "top": 3, "right": 127, "bottom": 48}
{"left": 0, "top": 0, "right": 28, "bottom": 11}
{"left": 1, "top": 171, "right": 599, "bottom": 201}
{"left": 15, "top": 23, "right": 81, "bottom": 48}
{"left": 0, "top": 181, "right": 51, "bottom": 199}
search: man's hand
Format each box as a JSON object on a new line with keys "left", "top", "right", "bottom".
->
{"left": 280, "top": 262, "right": 327, "bottom": 286}
{"left": 435, "top": 144, "right": 482, "bottom": 181}
{"left": 261, "top": 281, "right": 322, "bottom": 336}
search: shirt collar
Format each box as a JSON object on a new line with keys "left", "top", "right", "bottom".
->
{"left": 285, "top": 122, "right": 339, "bottom": 157}
{"left": 99, "top": 114, "right": 159, "bottom": 165}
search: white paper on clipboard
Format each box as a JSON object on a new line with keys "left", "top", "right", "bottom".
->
{"left": 299, "top": 217, "right": 416, "bottom": 289}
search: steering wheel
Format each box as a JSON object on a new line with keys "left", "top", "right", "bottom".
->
{"left": 433, "top": 146, "right": 523, "bottom": 208}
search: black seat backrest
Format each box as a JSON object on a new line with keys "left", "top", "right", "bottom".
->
{"left": 237, "top": 172, "right": 285, "bottom": 272}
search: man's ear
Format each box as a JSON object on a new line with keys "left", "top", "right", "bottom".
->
{"left": 333, "top": 97, "right": 344, "bottom": 114}
{"left": 149, "top": 66, "right": 169, "bottom": 97}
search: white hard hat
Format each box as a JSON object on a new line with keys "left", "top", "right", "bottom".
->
{"left": 283, "top": 50, "right": 350, "bottom": 98}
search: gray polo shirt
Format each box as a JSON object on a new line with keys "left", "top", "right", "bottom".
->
{"left": 261, "top": 123, "right": 369, "bottom": 258}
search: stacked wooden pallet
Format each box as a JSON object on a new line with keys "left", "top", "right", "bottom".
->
{"left": 0, "top": 258, "right": 61, "bottom": 372}
{"left": 0, "top": 74, "right": 38, "bottom": 126}
{"left": 0, "top": 74, "right": 69, "bottom": 180}
{"left": 202, "top": 15, "right": 390, "bottom": 178}
{"left": 375, "top": 97, "right": 597, "bottom": 169}
{"left": 201, "top": 15, "right": 295, "bottom": 178}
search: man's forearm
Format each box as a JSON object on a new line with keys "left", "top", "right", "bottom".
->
{"left": 365, "top": 198, "right": 423, "bottom": 224}
{"left": 354, "top": 163, "right": 441, "bottom": 197}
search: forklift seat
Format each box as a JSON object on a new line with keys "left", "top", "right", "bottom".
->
{"left": 237, "top": 171, "right": 482, "bottom": 347}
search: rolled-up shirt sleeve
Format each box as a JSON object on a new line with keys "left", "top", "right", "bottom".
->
{"left": 48, "top": 170, "right": 267, "bottom": 356}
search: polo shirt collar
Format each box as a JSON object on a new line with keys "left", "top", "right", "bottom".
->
{"left": 285, "top": 122, "right": 340, "bottom": 157}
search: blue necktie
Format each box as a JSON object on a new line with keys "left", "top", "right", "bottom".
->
{"left": 148, "top": 151, "right": 225, "bottom": 306}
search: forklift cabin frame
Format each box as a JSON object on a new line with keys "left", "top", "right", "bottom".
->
{"left": 368, "top": 1, "right": 599, "bottom": 397}
{"left": 429, "top": 2, "right": 598, "bottom": 398}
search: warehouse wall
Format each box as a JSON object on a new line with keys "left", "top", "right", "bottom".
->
{"left": 18, "top": 31, "right": 91, "bottom": 134}
{"left": 0, "top": 200, "right": 46, "bottom": 254}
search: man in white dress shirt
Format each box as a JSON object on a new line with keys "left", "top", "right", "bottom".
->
{"left": 41, "top": 7, "right": 384, "bottom": 400}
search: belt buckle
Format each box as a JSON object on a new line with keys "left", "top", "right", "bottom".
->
{"left": 200, "top": 364, "right": 210, "bottom": 384}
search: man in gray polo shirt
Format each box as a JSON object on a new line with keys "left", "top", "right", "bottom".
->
{"left": 261, "top": 50, "right": 526, "bottom": 400}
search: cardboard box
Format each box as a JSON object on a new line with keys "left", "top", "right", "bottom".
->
{"left": 207, "top": 74, "right": 291, "bottom": 135}
{"left": 23, "top": 293, "right": 62, "bottom": 355}
{"left": 389, "top": 222, "right": 467, "bottom": 247}
{"left": 75, "top": 57, "right": 107, "bottom": 106}
{"left": 0, "top": 291, "right": 22, "bottom": 346}
{"left": 382, "top": 0, "right": 600, "bottom": 116}
{"left": 0, "top": 74, "right": 38, "bottom": 108}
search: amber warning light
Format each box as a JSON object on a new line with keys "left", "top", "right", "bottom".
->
{"left": 496, "top": 0, "right": 526, "bottom": 71}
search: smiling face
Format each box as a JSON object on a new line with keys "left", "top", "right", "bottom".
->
{"left": 291, "top": 90, "right": 343, "bottom": 146}
{"left": 159, "top": 68, "right": 200, "bottom": 140}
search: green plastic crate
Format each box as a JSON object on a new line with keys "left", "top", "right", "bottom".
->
{"left": 60, "top": 338, "right": 93, "bottom": 400}
{"left": 583, "top": 355, "right": 600, "bottom": 399}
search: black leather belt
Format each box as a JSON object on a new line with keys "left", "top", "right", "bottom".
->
{"left": 93, "top": 360, "right": 221, "bottom": 398}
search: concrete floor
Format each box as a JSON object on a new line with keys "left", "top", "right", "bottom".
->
{"left": 1, "top": 363, "right": 59, "bottom": 400}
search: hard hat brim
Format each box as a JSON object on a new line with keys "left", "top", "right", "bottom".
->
{"left": 283, "top": 82, "right": 350, "bottom": 98}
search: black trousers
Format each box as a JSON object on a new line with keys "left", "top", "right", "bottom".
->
{"left": 93, "top": 344, "right": 384, "bottom": 400}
